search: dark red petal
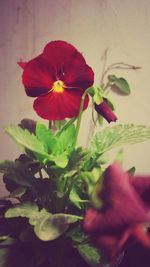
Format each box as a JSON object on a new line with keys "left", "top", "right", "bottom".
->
{"left": 96, "top": 235, "right": 119, "bottom": 260}
{"left": 33, "top": 89, "right": 89, "bottom": 120}
{"left": 130, "top": 176, "right": 150, "bottom": 207}
{"left": 42, "top": 40, "right": 86, "bottom": 67}
{"left": 42, "top": 41, "right": 94, "bottom": 89}
{"left": 95, "top": 99, "right": 117, "bottom": 123}
{"left": 22, "top": 56, "right": 55, "bottom": 97}
{"left": 131, "top": 225, "right": 150, "bottom": 248}
{"left": 17, "top": 61, "right": 27, "bottom": 69}
{"left": 100, "top": 164, "right": 149, "bottom": 224}
{"left": 63, "top": 60, "right": 94, "bottom": 90}
{"left": 131, "top": 176, "right": 150, "bottom": 195}
{"left": 84, "top": 164, "right": 149, "bottom": 236}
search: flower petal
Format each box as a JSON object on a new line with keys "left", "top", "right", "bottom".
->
{"left": 22, "top": 56, "right": 55, "bottom": 97}
{"left": 17, "top": 61, "right": 27, "bottom": 69}
{"left": 63, "top": 60, "right": 94, "bottom": 90}
{"left": 95, "top": 99, "right": 117, "bottom": 123}
{"left": 42, "top": 40, "right": 94, "bottom": 89}
{"left": 42, "top": 40, "right": 86, "bottom": 67}
{"left": 83, "top": 164, "right": 150, "bottom": 263}
{"left": 33, "top": 89, "right": 89, "bottom": 120}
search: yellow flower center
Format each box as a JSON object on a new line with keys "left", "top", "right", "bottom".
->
{"left": 52, "top": 80, "right": 64, "bottom": 93}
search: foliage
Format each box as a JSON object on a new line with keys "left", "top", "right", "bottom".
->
{"left": 0, "top": 44, "right": 149, "bottom": 267}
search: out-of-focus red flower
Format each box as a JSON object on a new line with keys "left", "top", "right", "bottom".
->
{"left": 83, "top": 163, "right": 150, "bottom": 262}
{"left": 95, "top": 98, "right": 117, "bottom": 123}
{"left": 18, "top": 41, "right": 94, "bottom": 120}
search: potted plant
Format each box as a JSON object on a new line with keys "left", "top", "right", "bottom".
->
{"left": 0, "top": 40, "right": 150, "bottom": 267}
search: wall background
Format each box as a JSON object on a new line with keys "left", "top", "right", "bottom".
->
{"left": 0, "top": 0, "right": 150, "bottom": 195}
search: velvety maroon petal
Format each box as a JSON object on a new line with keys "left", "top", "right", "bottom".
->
{"left": 131, "top": 176, "right": 150, "bottom": 194}
{"left": 132, "top": 225, "right": 150, "bottom": 248}
{"left": 84, "top": 164, "right": 150, "bottom": 234}
{"left": 17, "top": 61, "right": 27, "bottom": 69}
{"left": 83, "top": 163, "right": 150, "bottom": 263}
{"left": 33, "top": 89, "right": 89, "bottom": 120}
{"left": 42, "top": 41, "right": 94, "bottom": 89}
{"left": 42, "top": 40, "right": 86, "bottom": 67}
{"left": 22, "top": 56, "right": 55, "bottom": 97}
{"left": 95, "top": 99, "right": 117, "bottom": 123}
{"left": 63, "top": 61, "right": 94, "bottom": 90}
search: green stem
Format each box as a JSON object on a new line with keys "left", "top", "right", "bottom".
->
{"left": 56, "top": 117, "right": 76, "bottom": 136}
{"left": 48, "top": 120, "right": 52, "bottom": 129}
{"left": 73, "top": 88, "right": 91, "bottom": 147}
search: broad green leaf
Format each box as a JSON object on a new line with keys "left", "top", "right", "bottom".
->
{"left": 52, "top": 153, "right": 68, "bottom": 168}
{"left": 77, "top": 243, "right": 101, "bottom": 267}
{"left": 5, "top": 203, "right": 81, "bottom": 241}
{"left": 5, "top": 125, "right": 47, "bottom": 157}
{"left": 56, "top": 124, "right": 76, "bottom": 154}
{"left": 36, "top": 123, "right": 55, "bottom": 153}
{"left": 34, "top": 213, "right": 82, "bottom": 241}
{"left": 90, "top": 124, "right": 150, "bottom": 155}
{"left": 5, "top": 202, "right": 39, "bottom": 219}
{"left": 4, "top": 125, "right": 68, "bottom": 167}
{"left": 114, "top": 77, "right": 130, "bottom": 94}
{"left": 108, "top": 75, "right": 130, "bottom": 95}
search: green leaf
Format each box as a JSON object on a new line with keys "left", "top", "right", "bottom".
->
{"left": 56, "top": 124, "right": 76, "bottom": 154}
{"left": 36, "top": 123, "right": 55, "bottom": 153}
{"left": 93, "top": 88, "right": 103, "bottom": 105}
{"left": 5, "top": 202, "right": 39, "bottom": 219}
{"left": 67, "top": 226, "right": 87, "bottom": 243}
{"left": 90, "top": 124, "right": 150, "bottom": 155}
{"left": 52, "top": 153, "right": 68, "bottom": 168}
{"left": 5, "top": 203, "right": 82, "bottom": 241}
{"left": 34, "top": 213, "right": 82, "bottom": 241}
{"left": 114, "top": 77, "right": 130, "bottom": 94}
{"left": 69, "top": 186, "right": 89, "bottom": 209}
{"left": 5, "top": 125, "right": 47, "bottom": 158}
{"left": 108, "top": 75, "right": 130, "bottom": 95}
{"left": 77, "top": 243, "right": 101, "bottom": 267}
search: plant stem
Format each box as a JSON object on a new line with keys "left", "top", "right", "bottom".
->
{"left": 39, "top": 169, "right": 43, "bottom": 179}
{"left": 56, "top": 117, "right": 76, "bottom": 136}
{"left": 101, "top": 62, "right": 141, "bottom": 84}
{"left": 73, "top": 88, "right": 91, "bottom": 147}
{"left": 48, "top": 120, "right": 52, "bottom": 129}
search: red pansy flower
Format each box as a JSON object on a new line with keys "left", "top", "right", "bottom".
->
{"left": 83, "top": 163, "right": 150, "bottom": 262}
{"left": 18, "top": 41, "right": 94, "bottom": 120}
{"left": 95, "top": 98, "right": 117, "bottom": 123}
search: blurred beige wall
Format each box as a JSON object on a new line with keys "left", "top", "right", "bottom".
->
{"left": 0, "top": 0, "right": 150, "bottom": 195}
